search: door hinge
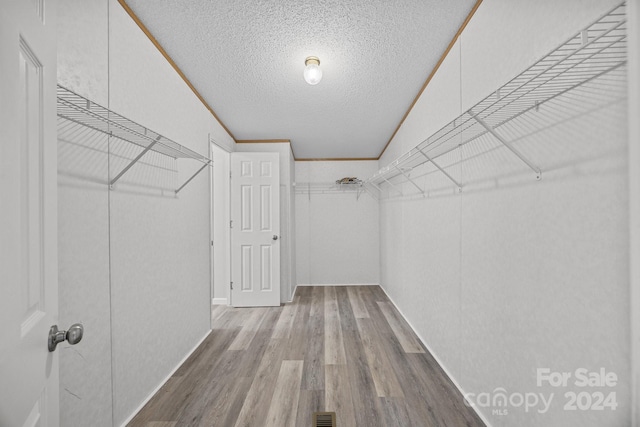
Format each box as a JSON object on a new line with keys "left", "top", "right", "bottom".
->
{"left": 230, "top": 281, "right": 233, "bottom": 290}
{"left": 230, "top": 220, "right": 233, "bottom": 228}
{"left": 211, "top": 240, "right": 214, "bottom": 246}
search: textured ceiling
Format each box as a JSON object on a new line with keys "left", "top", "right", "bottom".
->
{"left": 125, "top": 0, "right": 477, "bottom": 159}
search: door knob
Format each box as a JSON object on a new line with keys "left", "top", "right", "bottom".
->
{"left": 48, "top": 323, "right": 84, "bottom": 352}
{"left": 272, "top": 235, "right": 279, "bottom": 240}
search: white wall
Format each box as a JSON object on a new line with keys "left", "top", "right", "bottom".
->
{"left": 234, "top": 142, "right": 296, "bottom": 302}
{"left": 57, "top": 0, "right": 234, "bottom": 425}
{"left": 378, "top": 1, "right": 630, "bottom": 426}
{"left": 295, "top": 161, "right": 380, "bottom": 286}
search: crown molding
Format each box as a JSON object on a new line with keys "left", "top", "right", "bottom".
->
{"left": 295, "top": 157, "right": 378, "bottom": 162}
{"left": 236, "top": 139, "right": 291, "bottom": 143}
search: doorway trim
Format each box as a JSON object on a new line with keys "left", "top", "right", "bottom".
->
{"left": 628, "top": 1, "right": 639, "bottom": 425}
{"left": 209, "top": 138, "right": 232, "bottom": 325}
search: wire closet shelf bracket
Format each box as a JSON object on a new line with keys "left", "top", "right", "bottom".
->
{"left": 367, "top": 2, "right": 627, "bottom": 199}
{"left": 56, "top": 84, "right": 212, "bottom": 194}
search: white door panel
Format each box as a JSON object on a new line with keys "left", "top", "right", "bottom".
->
{"left": 0, "top": 0, "right": 59, "bottom": 425}
{"left": 231, "top": 152, "right": 280, "bottom": 307}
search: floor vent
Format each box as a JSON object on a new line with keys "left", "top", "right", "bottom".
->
{"left": 312, "top": 411, "right": 336, "bottom": 427}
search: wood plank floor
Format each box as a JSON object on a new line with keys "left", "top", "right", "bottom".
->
{"left": 128, "top": 286, "right": 485, "bottom": 427}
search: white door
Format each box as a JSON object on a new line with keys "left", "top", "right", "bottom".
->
{"left": 0, "top": 0, "right": 59, "bottom": 426}
{"left": 230, "top": 152, "right": 281, "bottom": 307}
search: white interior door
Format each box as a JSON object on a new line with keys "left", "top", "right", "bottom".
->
{"left": 0, "top": 0, "right": 59, "bottom": 426}
{"left": 230, "top": 152, "right": 281, "bottom": 307}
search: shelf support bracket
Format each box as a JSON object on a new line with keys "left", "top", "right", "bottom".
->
{"left": 382, "top": 177, "right": 403, "bottom": 196}
{"left": 176, "top": 160, "right": 211, "bottom": 194}
{"left": 394, "top": 165, "right": 425, "bottom": 196}
{"left": 470, "top": 111, "right": 542, "bottom": 180}
{"left": 416, "top": 148, "right": 463, "bottom": 190}
{"left": 364, "top": 181, "right": 383, "bottom": 200}
{"left": 110, "top": 136, "right": 161, "bottom": 187}
{"left": 368, "top": 181, "right": 383, "bottom": 193}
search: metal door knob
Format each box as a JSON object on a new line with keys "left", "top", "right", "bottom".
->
{"left": 48, "top": 323, "right": 84, "bottom": 352}
{"left": 272, "top": 235, "right": 279, "bottom": 240}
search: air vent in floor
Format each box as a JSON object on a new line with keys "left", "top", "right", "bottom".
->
{"left": 312, "top": 411, "right": 336, "bottom": 427}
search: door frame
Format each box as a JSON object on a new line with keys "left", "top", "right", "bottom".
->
{"left": 209, "top": 138, "right": 232, "bottom": 323}
{"left": 628, "top": 1, "right": 640, "bottom": 425}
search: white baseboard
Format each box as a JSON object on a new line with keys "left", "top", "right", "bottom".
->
{"left": 377, "top": 284, "right": 493, "bottom": 427}
{"left": 289, "top": 285, "right": 299, "bottom": 302}
{"left": 212, "top": 297, "right": 228, "bottom": 305}
{"left": 296, "top": 283, "right": 380, "bottom": 287}
{"left": 119, "top": 329, "right": 212, "bottom": 427}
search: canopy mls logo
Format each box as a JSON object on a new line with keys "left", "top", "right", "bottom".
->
{"left": 463, "top": 388, "right": 553, "bottom": 416}
{"left": 463, "top": 367, "right": 619, "bottom": 417}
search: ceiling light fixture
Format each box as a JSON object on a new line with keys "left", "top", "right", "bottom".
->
{"left": 303, "top": 56, "right": 322, "bottom": 85}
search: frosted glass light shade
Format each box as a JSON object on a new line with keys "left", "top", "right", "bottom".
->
{"left": 304, "top": 57, "right": 322, "bottom": 85}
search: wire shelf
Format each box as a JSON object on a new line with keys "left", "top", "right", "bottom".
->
{"left": 368, "top": 2, "right": 627, "bottom": 196}
{"left": 295, "top": 181, "right": 377, "bottom": 200}
{"left": 57, "top": 85, "right": 212, "bottom": 192}
{"left": 295, "top": 181, "right": 361, "bottom": 192}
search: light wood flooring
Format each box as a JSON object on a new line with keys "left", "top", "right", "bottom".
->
{"left": 128, "top": 286, "right": 485, "bottom": 427}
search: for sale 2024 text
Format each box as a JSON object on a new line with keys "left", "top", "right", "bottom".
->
{"left": 537, "top": 368, "right": 618, "bottom": 411}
